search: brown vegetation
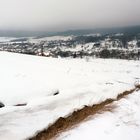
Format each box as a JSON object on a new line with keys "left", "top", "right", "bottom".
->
{"left": 29, "top": 86, "right": 139, "bottom": 140}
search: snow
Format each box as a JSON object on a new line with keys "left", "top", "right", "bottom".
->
{"left": 57, "top": 90, "right": 140, "bottom": 140}
{"left": 29, "top": 36, "right": 73, "bottom": 43}
{"left": 0, "top": 37, "right": 17, "bottom": 43}
{"left": 0, "top": 51, "right": 140, "bottom": 140}
{"left": 115, "top": 33, "right": 124, "bottom": 36}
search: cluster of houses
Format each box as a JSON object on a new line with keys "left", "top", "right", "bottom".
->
{"left": 0, "top": 35, "right": 140, "bottom": 60}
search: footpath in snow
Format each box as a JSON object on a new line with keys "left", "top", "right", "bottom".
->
{"left": 57, "top": 89, "right": 140, "bottom": 140}
{"left": 0, "top": 52, "right": 140, "bottom": 140}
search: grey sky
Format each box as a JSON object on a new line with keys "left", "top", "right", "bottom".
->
{"left": 0, "top": 0, "right": 140, "bottom": 31}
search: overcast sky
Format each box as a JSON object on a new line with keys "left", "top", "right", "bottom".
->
{"left": 0, "top": 0, "right": 140, "bottom": 31}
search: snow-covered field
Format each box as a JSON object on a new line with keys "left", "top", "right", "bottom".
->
{"left": 0, "top": 51, "right": 140, "bottom": 140}
{"left": 57, "top": 90, "right": 140, "bottom": 140}
{"left": 29, "top": 36, "right": 73, "bottom": 44}
{"left": 0, "top": 37, "right": 17, "bottom": 43}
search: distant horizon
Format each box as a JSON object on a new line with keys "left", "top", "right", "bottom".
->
{"left": 0, "top": 25, "right": 140, "bottom": 37}
{"left": 0, "top": 24, "right": 140, "bottom": 32}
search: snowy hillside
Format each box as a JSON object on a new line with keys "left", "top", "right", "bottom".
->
{"left": 0, "top": 37, "right": 17, "bottom": 43}
{"left": 29, "top": 36, "right": 73, "bottom": 43}
{"left": 0, "top": 52, "right": 140, "bottom": 140}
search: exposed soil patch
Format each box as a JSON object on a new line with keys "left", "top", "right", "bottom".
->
{"left": 0, "top": 102, "right": 5, "bottom": 108}
{"left": 29, "top": 86, "right": 140, "bottom": 140}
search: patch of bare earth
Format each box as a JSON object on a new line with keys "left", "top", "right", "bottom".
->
{"left": 29, "top": 85, "right": 140, "bottom": 140}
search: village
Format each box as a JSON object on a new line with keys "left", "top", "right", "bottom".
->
{"left": 0, "top": 33, "right": 140, "bottom": 60}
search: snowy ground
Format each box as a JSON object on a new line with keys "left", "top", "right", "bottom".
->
{"left": 57, "top": 90, "right": 140, "bottom": 140}
{"left": 0, "top": 51, "right": 140, "bottom": 140}
{"left": 0, "top": 37, "right": 17, "bottom": 43}
{"left": 29, "top": 36, "right": 73, "bottom": 44}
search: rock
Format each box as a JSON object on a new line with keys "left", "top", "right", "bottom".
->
{"left": 53, "top": 90, "right": 59, "bottom": 96}
{"left": 0, "top": 102, "right": 5, "bottom": 108}
{"left": 14, "top": 103, "right": 27, "bottom": 106}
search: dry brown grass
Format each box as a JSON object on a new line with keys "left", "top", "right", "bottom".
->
{"left": 29, "top": 86, "right": 139, "bottom": 140}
